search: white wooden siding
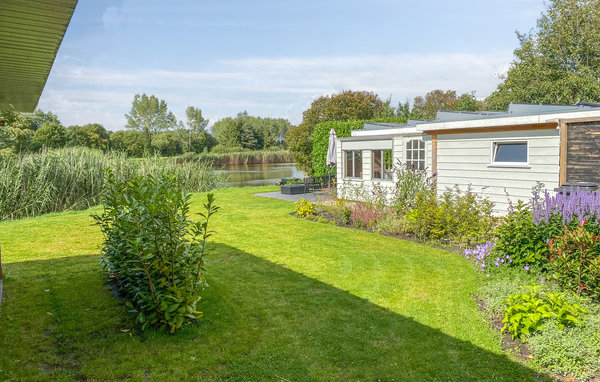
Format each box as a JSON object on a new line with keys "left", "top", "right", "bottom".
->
{"left": 435, "top": 129, "right": 560, "bottom": 215}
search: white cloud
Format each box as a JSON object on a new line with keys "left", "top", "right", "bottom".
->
{"left": 39, "top": 52, "right": 513, "bottom": 131}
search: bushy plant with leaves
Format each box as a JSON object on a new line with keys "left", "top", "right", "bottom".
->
{"left": 294, "top": 198, "right": 316, "bottom": 218}
{"left": 494, "top": 200, "right": 547, "bottom": 269}
{"left": 548, "top": 220, "right": 600, "bottom": 301}
{"left": 390, "top": 161, "right": 433, "bottom": 215}
{"left": 502, "top": 283, "right": 587, "bottom": 340}
{"left": 405, "top": 184, "right": 496, "bottom": 245}
{"left": 94, "top": 172, "right": 219, "bottom": 333}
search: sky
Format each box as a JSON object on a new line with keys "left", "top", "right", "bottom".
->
{"left": 38, "top": 0, "right": 547, "bottom": 131}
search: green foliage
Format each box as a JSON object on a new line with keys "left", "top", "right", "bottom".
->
{"left": 212, "top": 112, "right": 291, "bottom": 151}
{"left": 528, "top": 316, "right": 600, "bottom": 380}
{"left": 32, "top": 121, "right": 67, "bottom": 149}
{"left": 294, "top": 198, "right": 316, "bottom": 218}
{"left": 390, "top": 161, "right": 432, "bottom": 215}
{"left": 548, "top": 221, "right": 600, "bottom": 300}
{"left": 478, "top": 267, "right": 539, "bottom": 316}
{"left": 494, "top": 201, "right": 547, "bottom": 268}
{"left": 411, "top": 89, "right": 483, "bottom": 119}
{"left": 68, "top": 123, "right": 109, "bottom": 150}
{"left": 0, "top": 147, "right": 226, "bottom": 220}
{"left": 405, "top": 184, "right": 496, "bottom": 245}
{"left": 176, "top": 149, "right": 292, "bottom": 166}
{"left": 151, "top": 130, "right": 182, "bottom": 157}
{"left": 311, "top": 120, "right": 365, "bottom": 177}
{"left": 288, "top": 90, "right": 394, "bottom": 174}
{"left": 94, "top": 173, "right": 219, "bottom": 332}
{"left": 109, "top": 130, "right": 145, "bottom": 157}
{"left": 486, "top": 0, "right": 600, "bottom": 110}
{"left": 175, "top": 106, "right": 213, "bottom": 154}
{"left": 502, "top": 283, "right": 587, "bottom": 340}
{"left": 125, "top": 93, "right": 177, "bottom": 154}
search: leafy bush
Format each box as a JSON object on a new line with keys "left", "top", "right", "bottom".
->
{"left": 548, "top": 220, "right": 600, "bottom": 301}
{"left": 494, "top": 200, "right": 547, "bottom": 269}
{"left": 405, "top": 184, "right": 496, "bottom": 245}
{"left": 390, "top": 161, "right": 433, "bottom": 215}
{"left": 94, "top": 172, "right": 219, "bottom": 333}
{"left": 529, "top": 315, "right": 600, "bottom": 381}
{"left": 502, "top": 283, "right": 587, "bottom": 340}
{"left": 295, "top": 198, "right": 316, "bottom": 218}
{"left": 350, "top": 202, "right": 381, "bottom": 229}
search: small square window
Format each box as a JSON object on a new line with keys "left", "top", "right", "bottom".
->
{"left": 492, "top": 142, "right": 528, "bottom": 164}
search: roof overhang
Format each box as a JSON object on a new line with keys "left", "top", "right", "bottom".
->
{"left": 0, "top": 0, "right": 78, "bottom": 112}
{"left": 417, "top": 110, "right": 600, "bottom": 134}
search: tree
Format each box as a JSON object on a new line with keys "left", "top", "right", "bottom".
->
{"left": 125, "top": 94, "right": 176, "bottom": 154}
{"left": 68, "top": 123, "right": 110, "bottom": 150}
{"left": 410, "top": 90, "right": 483, "bottom": 119}
{"left": 176, "top": 106, "right": 209, "bottom": 153}
{"left": 286, "top": 90, "right": 390, "bottom": 174}
{"left": 485, "top": 0, "right": 600, "bottom": 110}
{"left": 109, "top": 130, "right": 145, "bottom": 157}
{"left": 32, "top": 121, "right": 67, "bottom": 149}
{"left": 211, "top": 112, "right": 290, "bottom": 152}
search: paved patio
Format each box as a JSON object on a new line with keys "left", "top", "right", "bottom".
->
{"left": 255, "top": 190, "right": 331, "bottom": 203}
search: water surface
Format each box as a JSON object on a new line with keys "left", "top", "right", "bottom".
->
{"left": 217, "top": 163, "right": 303, "bottom": 187}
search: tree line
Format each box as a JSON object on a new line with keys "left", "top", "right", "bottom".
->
{"left": 0, "top": 95, "right": 291, "bottom": 157}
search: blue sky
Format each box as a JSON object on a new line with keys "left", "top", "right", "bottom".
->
{"left": 39, "top": 0, "right": 547, "bottom": 131}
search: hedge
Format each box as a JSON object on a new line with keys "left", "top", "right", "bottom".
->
{"left": 311, "top": 117, "right": 407, "bottom": 177}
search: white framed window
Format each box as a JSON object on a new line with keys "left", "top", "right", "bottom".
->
{"left": 406, "top": 139, "right": 425, "bottom": 170}
{"left": 490, "top": 141, "right": 529, "bottom": 166}
{"left": 344, "top": 150, "right": 362, "bottom": 178}
{"left": 372, "top": 150, "right": 393, "bottom": 180}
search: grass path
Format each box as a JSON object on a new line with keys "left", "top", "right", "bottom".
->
{"left": 0, "top": 186, "right": 547, "bottom": 381}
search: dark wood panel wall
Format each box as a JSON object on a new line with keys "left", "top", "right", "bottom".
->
{"left": 566, "top": 121, "right": 600, "bottom": 184}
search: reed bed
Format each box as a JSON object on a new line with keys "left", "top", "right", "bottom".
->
{"left": 0, "top": 148, "right": 227, "bottom": 221}
{"left": 177, "top": 150, "right": 293, "bottom": 166}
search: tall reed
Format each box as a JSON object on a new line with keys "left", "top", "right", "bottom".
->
{"left": 177, "top": 150, "right": 293, "bottom": 166}
{"left": 0, "top": 147, "right": 227, "bottom": 221}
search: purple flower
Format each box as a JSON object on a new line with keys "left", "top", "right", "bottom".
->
{"left": 500, "top": 258, "right": 505, "bottom": 263}
{"left": 495, "top": 261, "right": 499, "bottom": 267}
{"left": 524, "top": 265, "right": 530, "bottom": 271}
{"left": 505, "top": 254, "right": 510, "bottom": 259}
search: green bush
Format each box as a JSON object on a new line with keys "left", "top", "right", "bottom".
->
{"left": 405, "top": 184, "right": 496, "bottom": 245}
{"left": 548, "top": 221, "right": 600, "bottom": 301}
{"left": 478, "top": 267, "right": 539, "bottom": 315}
{"left": 494, "top": 200, "right": 547, "bottom": 269}
{"left": 295, "top": 198, "right": 316, "bottom": 218}
{"left": 502, "top": 283, "right": 587, "bottom": 340}
{"left": 94, "top": 172, "right": 219, "bottom": 333}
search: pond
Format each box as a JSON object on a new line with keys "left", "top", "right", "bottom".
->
{"left": 217, "top": 162, "right": 304, "bottom": 187}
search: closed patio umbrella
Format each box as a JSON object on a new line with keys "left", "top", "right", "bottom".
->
{"left": 326, "top": 128, "right": 337, "bottom": 187}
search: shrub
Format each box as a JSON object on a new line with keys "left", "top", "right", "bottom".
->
{"left": 350, "top": 202, "right": 381, "bottom": 229}
{"left": 94, "top": 172, "right": 219, "bottom": 333}
{"left": 548, "top": 220, "right": 600, "bottom": 300}
{"left": 389, "top": 161, "right": 433, "bottom": 215}
{"left": 295, "top": 198, "right": 316, "bottom": 218}
{"left": 478, "top": 267, "right": 539, "bottom": 315}
{"left": 494, "top": 200, "right": 547, "bottom": 269}
{"left": 502, "top": 283, "right": 587, "bottom": 340}
{"left": 405, "top": 184, "right": 496, "bottom": 245}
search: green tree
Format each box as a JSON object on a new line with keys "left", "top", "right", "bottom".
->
{"left": 125, "top": 94, "right": 177, "bottom": 154}
{"left": 287, "top": 90, "right": 389, "bottom": 174}
{"left": 152, "top": 131, "right": 182, "bottom": 156}
{"left": 176, "top": 106, "right": 209, "bottom": 153}
{"left": 32, "top": 121, "right": 67, "bottom": 149}
{"left": 109, "top": 130, "right": 145, "bottom": 157}
{"left": 68, "top": 123, "right": 110, "bottom": 150}
{"left": 486, "top": 0, "right": 600, "bottom": 110}
{"left": 410, "top": 90, "right": 482, "bottom": 119}
{"left": 211, "top": 112, "right": 290, "bottom": 152}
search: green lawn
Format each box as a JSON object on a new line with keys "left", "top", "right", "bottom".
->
{"left": 0, "top": 186, "right": 547, "bottom": 381}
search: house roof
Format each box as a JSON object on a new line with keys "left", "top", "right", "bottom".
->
{"left": 0, "top": 0, "right": 78, "bottom": 112}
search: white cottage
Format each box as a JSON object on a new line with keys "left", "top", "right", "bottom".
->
{"left": 336, "top": 103, "right": 600, "bottom": 215}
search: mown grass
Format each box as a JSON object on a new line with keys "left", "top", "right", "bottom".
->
{"left": 0, "top": 187, "right": 548, "bottom": 381}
